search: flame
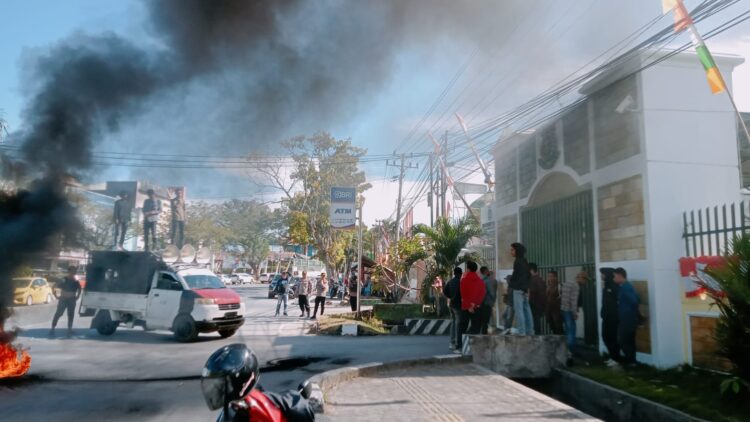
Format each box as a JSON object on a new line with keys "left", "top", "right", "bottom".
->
{"left": 0, "top": 342, "right": 31, "bottom": 378}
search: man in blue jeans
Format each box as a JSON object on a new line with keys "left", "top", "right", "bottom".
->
{"left": 561, "top": 271, "right": 588, "bottom": 360}
{"left": 274, "top": 271, "right": 290, "bottom": 316}
{"left": 509, "top": 243, "right": 534, "bottom": 335}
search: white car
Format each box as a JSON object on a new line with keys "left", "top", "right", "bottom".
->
{"left": 234, "top": 273, "right": 254, "bottom": 284}
{"left": 259, "top": 273, "right": 270, "bottom": 283}
{"left": 218, "top": 274, "right": 234, "bottom": 285}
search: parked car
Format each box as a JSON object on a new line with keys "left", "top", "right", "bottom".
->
{"left": 234, "top": 273, "right": 254, "bottom": 284}
{"left": 259, "top": 273, "right": 271, "bottom": 283}
{"left": 13, "top": 277, "right": 54, "bottom": 306}
{"left": 218, "top": 274, "right": 234, "bottom": 285}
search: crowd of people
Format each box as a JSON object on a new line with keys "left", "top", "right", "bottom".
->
{"left": 442, "top": 242, "right": 642, "bottom": 367}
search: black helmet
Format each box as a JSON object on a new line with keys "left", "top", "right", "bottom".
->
{"left": 201, "top": 343, "right": 260, "bottom": 411}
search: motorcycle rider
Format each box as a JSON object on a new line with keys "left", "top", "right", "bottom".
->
{"left": 201, "top": 343, "right": 315, "bottom": 422}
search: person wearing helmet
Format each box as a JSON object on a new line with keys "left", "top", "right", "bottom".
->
{"left": 201, "top": 343, "right": 315, "bottom": 422}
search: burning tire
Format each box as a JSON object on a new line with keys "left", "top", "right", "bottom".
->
{"left": 94, "top": 311, "right": 118, "bottom": 336}
{"left": 218, "top": 329, "right": 237, "bottom": 338}
{"left": 173, "top": 314, "right": 198, "bottom": 342}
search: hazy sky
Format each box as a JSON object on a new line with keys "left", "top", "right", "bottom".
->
{"left": 1, "top": 0, "right": 749, "bottom": 225}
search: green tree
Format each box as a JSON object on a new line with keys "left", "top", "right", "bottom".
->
{"left": 251, "top": 132, "right": 370, "bottom": 278}
{"left": 184, "top": 201, "right": 233, "bottom": 250}
{"left": 413, "top": 217, "right": 481, "bottom": 304}
{"left": 703, "top": 235, "right": 750, "bottom": 397}
{"left": 219, "top": 199, "right": 275, "bottom": 277}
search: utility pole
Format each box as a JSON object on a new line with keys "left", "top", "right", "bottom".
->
{"left": 386, "top": 154, "right": 418, "bottom": 244}
{"left": 441, "top": 131, "right": 448, "bottom": 219}
{"left": 428, "top": 153, "right": 434, "bottom": 227}
{"left": 356, "top": 195, "right": 364, "bottom": 319}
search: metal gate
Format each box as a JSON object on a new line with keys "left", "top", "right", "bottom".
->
{"left": 521, "top": 189, "right": 598, "bottom": 345}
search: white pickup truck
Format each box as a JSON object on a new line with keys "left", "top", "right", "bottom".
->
{"left": 80, "top": 251, "right": 245, "bottom": 342}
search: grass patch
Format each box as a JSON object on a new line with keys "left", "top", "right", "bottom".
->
{"left": 571, "top": 362, "right": 749, "bottom": 422}
{"left": 314, "top": 312, "right": 388, "bottom": 336}
{"left": 372, "top": 303, "right": 439, "bottom": 324}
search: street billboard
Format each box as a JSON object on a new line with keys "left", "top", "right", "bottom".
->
{"left": 330, "top": 187, "right": 356, "bottom": 229}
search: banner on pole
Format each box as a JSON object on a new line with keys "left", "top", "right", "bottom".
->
{"left": 330, "top": 187, "right": 356, "bottom": 229}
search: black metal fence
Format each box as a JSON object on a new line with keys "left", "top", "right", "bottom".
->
{"left": 682, "top": 201, "right": 750, "bottom": 257}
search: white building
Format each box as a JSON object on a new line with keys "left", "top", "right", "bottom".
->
{"left": 492, "top": 50, "right": 745, "bottom": 368}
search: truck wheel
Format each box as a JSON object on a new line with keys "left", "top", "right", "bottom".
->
{"left": 218, "top": 329, "right": 237, "bottom": 338}
{"left": 268, "top": 292, "right": 274, "bottom": 299}
{"left": 94, "top": 311, "right": 119, "bottom": 336}
{"left": 173, "top": 314, "right": 198, "bottom": 342}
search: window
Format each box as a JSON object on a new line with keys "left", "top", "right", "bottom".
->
{"left": 183, "top": 275, "right": 224, "bottom": 290}
{"left": 157, "top": 273, "right": 179, "bottom": 290}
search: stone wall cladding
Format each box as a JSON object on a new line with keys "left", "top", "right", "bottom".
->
{"left": 497, "top": 214, "right": 518, "bottom": 270}
{"left": 689, "top": 315, "right": 732, "bottom": 371}
{"left": 495, "top": 147, "right": 518, "bottom": 206}
{"left": 563, "top": 101, "right": 590, "bottom": 176}
{"left": 597, "top": 175, "right": 647, "bottom": 261}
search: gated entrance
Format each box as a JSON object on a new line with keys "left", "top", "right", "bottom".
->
{"left": 520, "top": 189, "right": 598, "bottom": 345}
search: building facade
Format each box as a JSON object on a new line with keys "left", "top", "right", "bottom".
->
{"left": 492, "top": 50, "right": 745, "bottom": 367}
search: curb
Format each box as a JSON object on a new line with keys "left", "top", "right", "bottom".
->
{"left": 305, "top": 354, "right": 470, "bottom": 414}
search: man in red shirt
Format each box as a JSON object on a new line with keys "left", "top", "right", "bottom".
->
{"left": 460, "top": 261, "right": 486, "bottom": 335}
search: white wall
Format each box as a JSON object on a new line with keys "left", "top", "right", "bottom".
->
{"left": 640, "top": 52, "right": 744, "bottom": 367}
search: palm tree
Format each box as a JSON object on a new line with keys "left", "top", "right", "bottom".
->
{"left": 413, "top": 217, "right": 481, "bottom": 304}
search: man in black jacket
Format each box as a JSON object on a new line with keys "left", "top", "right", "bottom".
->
{"left": 113, "top": 191, "right": 132, "bottom": 250}
{"left": 442, "top": 267, "right": 463, "bottom": 351}
{"left": 509, "top": 243, "right": 534, "bottom": 335}
{"left": 600, "top": 267, "right": 621, "bottom": 365}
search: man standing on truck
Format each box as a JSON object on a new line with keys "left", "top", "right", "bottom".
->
{"left": 50, "top": 266, "right": 81, "bottom": 338}
{"left": 113, "top": 191, "right": 132, "bottom": 250}
{"left": 170, "top": 188, "right": 186, "bottom": 249}
{"left": 142, "top": 189, "right": 162, "bottom": 251}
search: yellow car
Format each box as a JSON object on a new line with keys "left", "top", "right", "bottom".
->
{"left": 13, "top": 277, "right": 54, "bottom": 306}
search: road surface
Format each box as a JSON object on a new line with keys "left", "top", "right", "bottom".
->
{"left": 0, "top": 284, "right": 446, "bottom": 421}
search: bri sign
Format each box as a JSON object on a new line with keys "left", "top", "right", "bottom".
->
{"left": 330, "top": 187, "right": 356, "bottom": 229}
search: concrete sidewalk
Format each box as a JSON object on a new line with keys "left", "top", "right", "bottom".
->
{"left": 323, "top": 361, "right": 598, "bottom": 421}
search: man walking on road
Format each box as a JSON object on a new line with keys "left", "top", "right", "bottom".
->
{"left": 50, "top": 266, "right": 81, "bottom": 338}
{"left": 479, "top": 266, "right": 497, "bottom": 334}
{"left": 509, "top": 243, "right": 534, "bottom": 335}
{"left": 614, "top": 268, "right": 640, "bottom": 366}
{"left": 274, "top": 271, "right": 290, "bottom": 316}
{"left": 297, "top": 271, "right": 312, "bottom": 318}
{"left": 528, "top": 263, "right": 547, "bottom": 335}
{"left": 113, "top": 191, "right": 132, "bottom": 250}
{"left": 442, "top": 267, "right": 463, "bottom": 350}
{"left": 460, "top": 261, "right": 486, "bottom": 335}
{"left": 142, "top": 189, "right": 161, "bottom": 251}
{"left": 310, "top": 273, "right": 328, "bottom": 320}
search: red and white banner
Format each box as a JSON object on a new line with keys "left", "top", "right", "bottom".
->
{"left": 678, "top": 256, "right": 724, "bottom": 298}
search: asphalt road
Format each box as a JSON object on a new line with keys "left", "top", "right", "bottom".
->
{"left": 1, "top": 285, "right": 445, "bottom": 421}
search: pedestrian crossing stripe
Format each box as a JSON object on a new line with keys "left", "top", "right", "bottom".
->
{"left": 462, "top": 334, "right": 472, "bottom": 356}
{"left": 405, "top": 319, "right": 451, "bottom": 335}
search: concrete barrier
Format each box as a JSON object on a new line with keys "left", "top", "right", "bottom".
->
{"left": 469, "top": 334, "right": 567, "bottom": 378}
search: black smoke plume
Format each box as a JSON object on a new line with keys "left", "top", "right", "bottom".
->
{"left": 0, "top": 0, "right": 542, "bottom": 336}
